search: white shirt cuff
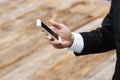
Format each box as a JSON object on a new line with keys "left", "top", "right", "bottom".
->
{"left": 68, "top": 33, "right": 84, "bottom": 53}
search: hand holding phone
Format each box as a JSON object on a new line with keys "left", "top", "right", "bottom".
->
{"left": 36, "top": 19, "right": 62, "bottom": 43}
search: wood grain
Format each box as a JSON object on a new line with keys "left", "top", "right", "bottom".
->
{"left": 0, "top": 0, "right": 115, "bottom": 80}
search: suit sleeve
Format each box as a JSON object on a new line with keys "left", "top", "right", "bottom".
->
{"left": 74, "top": 6, "right": 115, "bottom": 56}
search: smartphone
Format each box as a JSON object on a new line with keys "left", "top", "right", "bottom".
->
{"left": 36, "top": 19, "right": 62, "bottom": 43}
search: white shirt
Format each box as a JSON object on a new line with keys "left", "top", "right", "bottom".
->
{"left": 68, "top": 33, "right": 84, "bottom": 53}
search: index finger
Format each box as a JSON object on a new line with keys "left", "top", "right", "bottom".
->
{"left": 50, "top": 19, "right": 62, "bottom": 29}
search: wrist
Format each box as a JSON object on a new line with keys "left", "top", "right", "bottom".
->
{"left": 68, "top": 33, "right": 74, "bottom": 48}
{"left": 68, "top": 33, "right": 84, "bottom": 53}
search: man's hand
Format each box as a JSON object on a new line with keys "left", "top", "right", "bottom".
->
{"left": 46, "top": 20, "right": 74, "bottom": 49}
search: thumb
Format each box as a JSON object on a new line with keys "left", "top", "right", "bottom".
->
{"left": 50, "top": 19, "right": 62, "bottom": 29}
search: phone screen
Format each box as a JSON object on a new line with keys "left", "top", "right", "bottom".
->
{"left": 36, "top": 19, "right": 62, "bottom": 43}
{"left": 41, "top": 22, "right": 59, "bottom": 40}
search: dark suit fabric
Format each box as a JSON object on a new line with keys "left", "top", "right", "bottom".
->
{"left": 74, "top": 0, "right": 120, "bottom": 80}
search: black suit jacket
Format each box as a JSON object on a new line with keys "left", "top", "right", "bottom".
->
{"left": 74, "top": 0, "right": 120, "bottom": 80}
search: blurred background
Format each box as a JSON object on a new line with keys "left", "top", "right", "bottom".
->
{"left": 0, "top": 0, "right": 115, "bottom": 80}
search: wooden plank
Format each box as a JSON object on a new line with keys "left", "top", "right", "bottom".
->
{"left": 0, "top": 0, "right": 113, "bottom": 80}
{"left": 80, "top": 54, "right": 116, "bottom": 80}
{"left": 0, "top": 18, "right": 114, "bottom": 80}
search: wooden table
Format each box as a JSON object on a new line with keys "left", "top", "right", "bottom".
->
{"left": 0, "top": 0, "right": 115, "bottom": 80}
